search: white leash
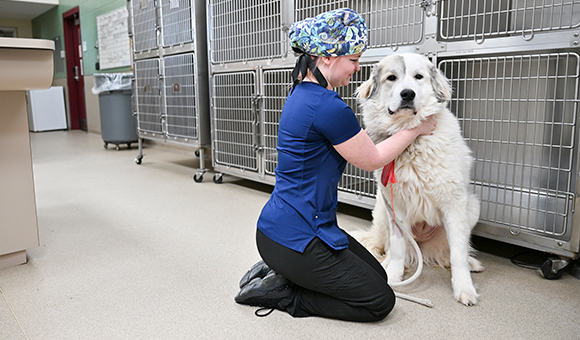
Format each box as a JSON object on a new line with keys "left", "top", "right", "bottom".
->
{"left": 382, "top": 192, "right": 433, "bottom": 308}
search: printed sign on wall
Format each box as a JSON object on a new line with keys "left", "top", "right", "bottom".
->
{"left": 97, "top": 7, "right": 131, "bottom": 70}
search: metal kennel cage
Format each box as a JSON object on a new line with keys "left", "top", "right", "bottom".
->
{"left": 207, "top": 0, "right": 422, "bottom": 198}
{"left": 163, "top": 52, "right": 207, "bottom": 143}
{"left": 128, "top": 0, "right": 211, "bottom": 181}
{"left": 294, "top": 0, "right": 425, "bottom": 50}
{"left": 133, "top": 58, "right": 163, "bottom": 136}
{"left": 435, "top": 0, "right": 580, "bottom": 263}
{"left": 210, "top": 64, "right": 377, "bottom": 207}
{"left": 204, "top": 0, "right": 580, "bottom": 264}
{"left": 208, "top": 0, "right": 292, "bottom": 65}
{"left": 439, "top": 52, "right": 580, "bottom": 260}
{"left": 159, "top": 0, "right": 194, "bottom": 48}
{"left": 211, "top": 71, "right": 260, "bottom": 180}
{"left": 128, "top": 0, "right": 158, "bottom": 57}
{"left": 439, "top": 0, "right": 580, "bottom": 42}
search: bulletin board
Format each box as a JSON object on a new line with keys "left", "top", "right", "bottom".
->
{"left": 96, "top": 7, "right": 131, "bottom": 70}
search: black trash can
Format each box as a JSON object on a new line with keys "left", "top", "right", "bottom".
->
{"left": 92, "top": 73, "right": 137, "bottom": 150}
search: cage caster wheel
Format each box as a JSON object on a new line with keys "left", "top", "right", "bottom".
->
{"left": 540, "top": 257, "right": 569, "bottom": 280}
{"left": 135, "top": 155, "right": 143, "bottom": 165}
{"left": 115, "top": 145, "right": 120, "bottom": 151}
{"left": 104, "top": 142, "right": 108, "bottom": 149}
{"left": 213, "top": 173, "right": 223, "bottom": 184}
{"left": 195, "top": 150, "right": 200, "bottom": 157}
{"left": 127, "top": 143, "right": 132, "bottom": 150}
{"left": 193, "top": 172, "right": 203, "bottom": 183}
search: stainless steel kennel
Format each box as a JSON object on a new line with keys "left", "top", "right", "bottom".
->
{"left": 206, "top": 0, "right": 580, "bottom": 265}
{"left": 128, "top": 0, "right": 211, "bottom": 181}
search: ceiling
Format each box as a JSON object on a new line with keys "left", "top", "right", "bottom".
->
{"left": 0, "top": 0, "right": 57, "bottom": 20}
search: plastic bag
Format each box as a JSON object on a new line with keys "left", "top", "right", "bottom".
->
{"left": 92, "top": 73, "right": 132, "bottom": 94}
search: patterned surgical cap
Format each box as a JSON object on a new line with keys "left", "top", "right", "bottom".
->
{"left": 289, "top": 8, "right": 368, "bottom": 57}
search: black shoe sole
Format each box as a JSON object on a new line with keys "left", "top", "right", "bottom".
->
{"left": 239, "top": 260, "right": 271, "bottom": 289}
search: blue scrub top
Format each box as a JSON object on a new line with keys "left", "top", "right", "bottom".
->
{"left": 257, "top": 82, "right": 362, "bottom": 253}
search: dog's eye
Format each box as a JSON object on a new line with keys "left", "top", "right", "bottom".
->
{"left": 415, "top": 74, "right": 424, "bottom": 80}
{"left": 387, "top": 75, "right": 397, "bottom": 81}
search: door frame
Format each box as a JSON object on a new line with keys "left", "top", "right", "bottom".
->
{"left": 63, "top": 6, "right": 87, "bottom": 131}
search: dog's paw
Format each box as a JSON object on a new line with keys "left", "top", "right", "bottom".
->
{"left": 453, "top": 284, "right": 479, "bottom": 306}
{"left": 348, "top": 230, "right": 386, "bottom": 261}
{"left": 360, "top": 244, "right": 386, "bottom": 262}
{"left": 468, "top": 257, "right": 485, "bottom": 273}
{"left": 455, "top": 290, "right": 479, "bottom": 306}
{"left": 386, "top": 263, "right": 405, "bottom": 284}
{"left": 370, "top": 247, "right": 386, "bottom": 262}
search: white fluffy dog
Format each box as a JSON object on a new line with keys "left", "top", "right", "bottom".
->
{"left": 353, "top": 53, "right": 484, "bottom": 306}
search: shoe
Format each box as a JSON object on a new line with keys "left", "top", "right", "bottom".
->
{"left": 235, "top": 271, "right": 294, "bottom": 316}
{"left": 239, "top": 260, "right": 271, "bottom": 289}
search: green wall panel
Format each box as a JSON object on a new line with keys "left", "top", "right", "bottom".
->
{"left": 32, "top": 0, "right": 131, "bottom": 80}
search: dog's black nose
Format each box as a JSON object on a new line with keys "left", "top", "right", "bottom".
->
{"left": 400, "top": 89, "right": 415, "bottom": 102}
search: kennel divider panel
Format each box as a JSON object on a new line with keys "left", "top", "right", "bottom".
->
{"left": 294, "top": 0, "right": 425, "bottom": 50}
{"left": 439, "top": 53, "right": 579, "bottom": 254}
{"left": 439, "top": 0, "right": 580, "bottom": 42}
{"left": 163, "top": 53, "right": 199, "bottom": 142}
{"left": 129, "top": 0, "right": 158, "bottom": 54}
{"left": 159, "top": 0, "right": 194, "bottom": 48}
{"left": 134, "top": 58, "right": 164, "bottom": 136}
{"left": 208, "top": 0, "right": 286, "bottom": 64}
{"left": 212, "top": 71, "right": 260, "bottom": 172}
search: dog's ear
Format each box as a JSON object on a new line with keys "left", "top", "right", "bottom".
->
{"left": 430, "top": 66, "right": 452, "bottom": 102}
{"left": 356, "top": 65, "right": 381, "bottom": 100}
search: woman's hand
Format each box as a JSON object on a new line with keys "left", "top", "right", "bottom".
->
{"left": 334, "top": 116, "right": 438, "bottom": 172}
{"left": 413, "top": 115, "right": 437, "bottom": 136}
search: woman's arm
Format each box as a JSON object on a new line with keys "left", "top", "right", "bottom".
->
{"left": 333, "top": 116, "right": 437, "bottom": 172}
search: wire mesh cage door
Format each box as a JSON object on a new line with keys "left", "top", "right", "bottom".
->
{"left": 439, "top": 53, "right": 579, "bottom": 252}
{"left": 159, "top": 0, "right": 194, "bottom": 47}
{"left": 294, "top": 0, "right": 425, "bottom": 49}
{"left": 208, "top": 0, "right": 288, "bottom": 64}
{"left": 439, "top": 0, "right": 580, "bottom": 42}
{"left": 262, "top": 69, "right": 292, "bottom": 176}
{"left": 163, "top": 53, "right": 199, "bottom": 141}
{"left": 129, "top": 0, "right": 158, "bottom": 53}
{"left": 212, "top": 71, "right": 260, "bottom": 172}
{"left": 335, "top": 64, "right": 377, "bottom": 206}
{"left": 134, "top": 58, "right": 163, "bottom": 136}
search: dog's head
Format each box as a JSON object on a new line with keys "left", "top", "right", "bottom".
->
{"left": 356, "top": 53, "right": 451, "bottom": 142}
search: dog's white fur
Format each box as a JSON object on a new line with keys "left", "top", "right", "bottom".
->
{"left": 352, "top": 53, "right": 484, "bottom": 306}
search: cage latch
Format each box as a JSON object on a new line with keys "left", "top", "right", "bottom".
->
{"left": 420, "top": 0, "right": 437, "bottom": 17}
{"left": 251, "top": 94, "right": 263, "bottom": 152}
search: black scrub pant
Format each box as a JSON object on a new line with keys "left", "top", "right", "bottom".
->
{"left": 256, "top": 228, "right": 396, "bottom": 322}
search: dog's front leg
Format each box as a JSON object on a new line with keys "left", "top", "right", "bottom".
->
{"left": 385, "top": 218, "right": 407, "bottom": 283}
{"left": 443, "top": 203, "right": 479, "bottom": 306}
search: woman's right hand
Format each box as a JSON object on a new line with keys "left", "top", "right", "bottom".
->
{"left": 413, "top": 115, "right": 437, "bottom": 136}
